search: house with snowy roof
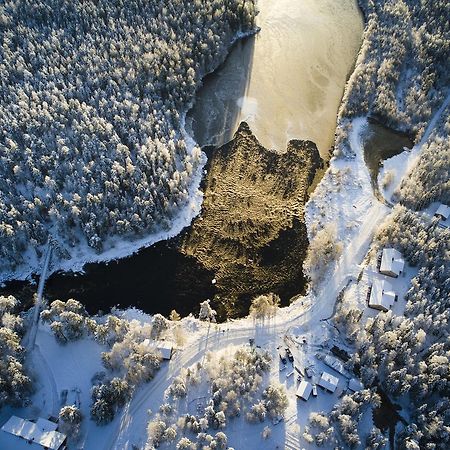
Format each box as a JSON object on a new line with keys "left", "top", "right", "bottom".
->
{"left": 368, "top": 279, "right": 397, "bottom": 312}
{"left": 296, "top": 380, "right": 313, "bottom": 401}
{"left": 0, "top": 416, "right": 66, "bottom": 450}
{"left": 318, "top": 371, "right": 339, "bottom": 393}
{"left": 379, "top": 248, "right": 405, "bottom": 278}
{"left": 142, "top": 339, "right": 173, "bottom": 360}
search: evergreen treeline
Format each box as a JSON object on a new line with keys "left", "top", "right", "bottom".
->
{"left": 0, "top": 0, "right": 256, "bottom": 269}
{"left": 335, "top": 0, "right": 449, "bottom": 156}
{"left": 338, "top": 206, "right": 450, "bottom": 449}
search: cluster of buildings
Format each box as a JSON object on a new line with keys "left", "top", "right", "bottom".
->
{"left": 295, "top": 346, "right": 362, "bottom": 402}
{"left": 368, "top": 247, "right": 404, "bottom": 312}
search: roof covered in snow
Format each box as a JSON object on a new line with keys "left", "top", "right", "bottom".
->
{"left": 141, "top": 339, "right": 173, "bottom": 359}
{"left": 323, "top": 355, "right": 347, "bottom": 376}
{"left": 380, "top": 248, "right": 405, "bottom": 277}
{"left": 369, "top": 279, "right": 396, "bottom": 312}
{"left": 0, "top": 416, "right": 66, "bottom": 450}
{"left": 155, "top": 340, "right": 173, "bottom": 359}
{"left": 435, "top": 204, "right": 450, "bottom": 220}
{"left": 296, "top": 380, "right": 312, "bottom": 400}
{"left": 318, "top": 371, "right": 339, "bottom": 392}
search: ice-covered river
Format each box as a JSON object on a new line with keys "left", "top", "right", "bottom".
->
{"left": 188, "top": 0, "right": 364, "bottom": 156}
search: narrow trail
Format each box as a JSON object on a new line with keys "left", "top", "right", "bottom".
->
{"left": 34, "top": 343, "right": 59, "bottom": 417}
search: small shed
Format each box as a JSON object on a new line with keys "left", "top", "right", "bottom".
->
{"left": 435, "top": 204, "right": 450, "bottom": 221}
{"left": 348, "top": 378, "right": 364, "bottom": 392}
{"left": 155, "top": 341, "right": 173, "bottom": 360}
{"left": 369, "top": 279, "right": 396, "bottom": 312}
{"left": 318, "top": 371, "right": 339, "bottom": 393}
{"left": 380, "top": 248, "right": 405, "bottom": 277}
{"left": 296, "top": 380, "right": 313, "bottom": 401}
{"left": 141, "top": 339, "right": 174, "bottom": 360}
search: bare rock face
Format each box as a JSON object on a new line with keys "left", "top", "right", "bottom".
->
{"left": 180, "top": 122, "right": 323, "bottom": 318}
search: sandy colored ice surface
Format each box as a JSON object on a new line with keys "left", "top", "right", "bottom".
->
{"left": 189, "top": 0, "right": 364, "bottom": 156}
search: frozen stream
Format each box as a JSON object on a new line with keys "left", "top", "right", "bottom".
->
{"left": 189, "top": 0, "right": 364, "bottom": 155}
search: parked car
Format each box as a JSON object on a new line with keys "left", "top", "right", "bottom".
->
{"left": 305, "top": 367, "right": 313, "bottom": 378}
{"left": 286, "top": 369, "right": 294, "bottom": 378}
{"left": 286, "top": 347, "right": 294, "bottom": 362}
{"left": 279, "top": 365, "right": 287, "bottom": 372}
{"left": 277, "top": 346, "right": 288, "bottom": 365}
{"left": 312, "top": 384, "right": 318, "bottom": 397}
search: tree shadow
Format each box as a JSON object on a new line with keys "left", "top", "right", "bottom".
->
{"left": 187, "top": 33, "right": 256, "bottom": 148}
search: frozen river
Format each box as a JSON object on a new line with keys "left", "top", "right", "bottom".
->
{"left": 188, "top": 0, "right": 364, "bottom": 156}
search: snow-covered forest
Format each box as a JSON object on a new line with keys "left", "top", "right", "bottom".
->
{"left": 396, "top": 107, "right": 450, "bottom": 208}
{"left": 0, "top": 296, "right": 31, "bottom": 407}
{"left": 336, "top": 206, "right": 450, "bottom": 449}
{"left": 335, "top": 0, "right": 449, "bottom": 156}
{"left": 0, "top": 0, "right": 256, "bottom": 270}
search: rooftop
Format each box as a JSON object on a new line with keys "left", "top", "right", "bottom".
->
{"left": 296, "top": 380, "right": 312, "bottom": 400}
{"left": 380, "top": 248, "right": 404, "bottom": 277}
{"left": 0, "top": 416, "right": 66, "bottom": 450}
{"left": 369, "top": 278, "right": 396, "bottom": 312}
{"left": 318, "top": 371, "right": 339, "bottom": 392}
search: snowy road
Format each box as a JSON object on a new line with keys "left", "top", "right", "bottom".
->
{"left": 107, "top": 204, "right": 389, "bottom": 449}
{"left": 25, "top": 240, "right": 52, "bottom": 351}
